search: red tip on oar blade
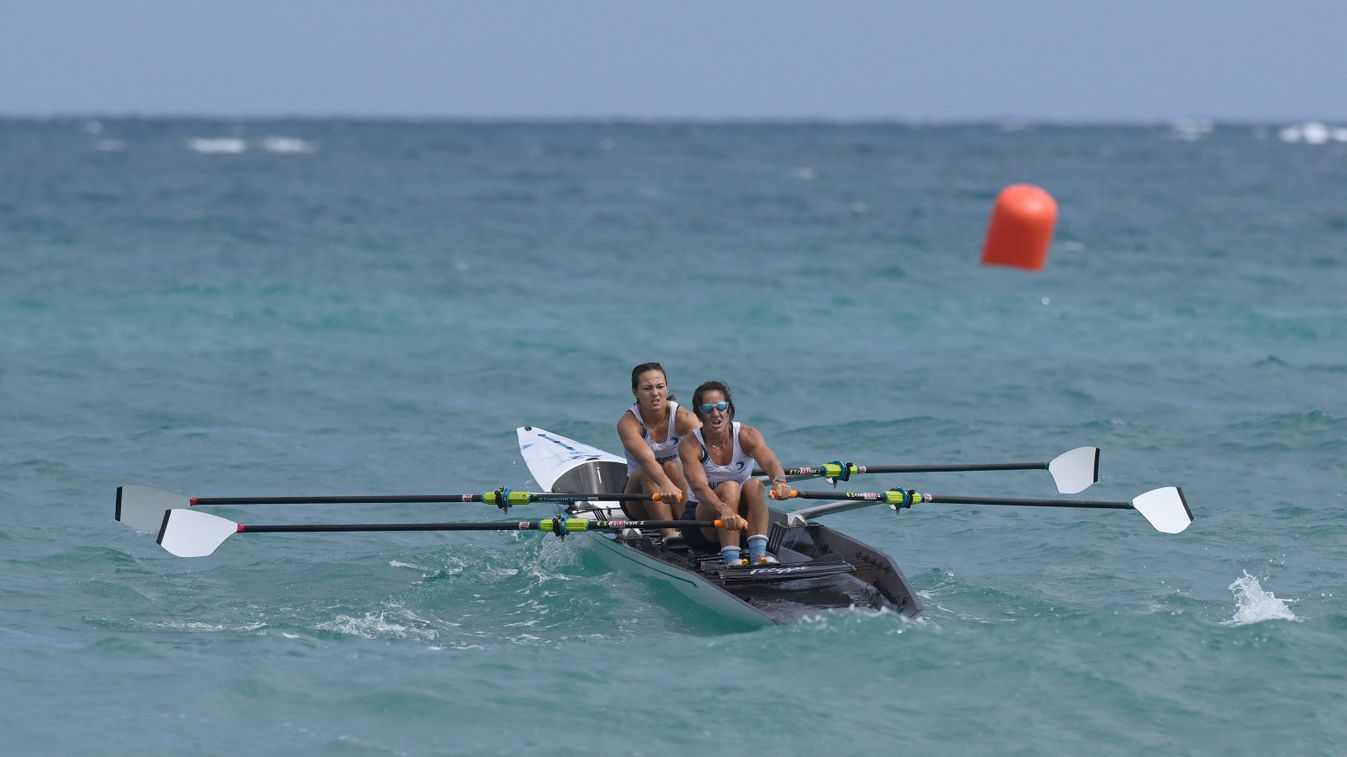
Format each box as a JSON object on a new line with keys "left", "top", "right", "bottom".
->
{"left": 1131, "top": 487, "right": 1193, "bottom": 534}
{"left": 1048, "top": 447, "right": 1100, "bottom": 494}
{"left": 157, "top": 509, "right": 240, "bottom": 557}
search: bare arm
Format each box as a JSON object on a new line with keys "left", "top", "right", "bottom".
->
{"left": 738, "top": 425, "right": 793, "bottom": 501}
{"left": 673, "top": 405, "right": 703, "bottom": 436}
{"left": 617, "top": 413, "right": 680, "bottom": 498}
{"left": 679, "top": 435, "right": 747, "bottom": 528}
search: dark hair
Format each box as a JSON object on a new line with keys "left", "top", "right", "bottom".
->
{"left": 692, "top": 380, "right": 735, "bottom": 420}
{"left": 630, "top": 362, "right": 676, "bottom": 401}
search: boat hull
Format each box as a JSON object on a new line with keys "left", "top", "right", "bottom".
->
{"left": 517, "top": 426, "right": 923, "bottom": 624}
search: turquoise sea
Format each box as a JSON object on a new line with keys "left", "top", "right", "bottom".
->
{"left": 3, "top": 118, "right": 1345, "bottom": 754}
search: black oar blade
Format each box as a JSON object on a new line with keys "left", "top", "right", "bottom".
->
{"left": 1048, "top": 447, "right": 1100, "bottom": 494}
{"left": 158, "top": 509, "right": 239, "bottom": 557}
{"left": 116, "top": 485, "right": 191, "bottom": 532}
{"left": 1131, "top": 486, "right": 1193, "bottom": 534}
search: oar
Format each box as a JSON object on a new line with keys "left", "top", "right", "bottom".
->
{"left": 116, "top": 485, "right": 680, "bottom": 533}
{"left": 776, "top": 486, "right": 1192, "bottom": 534}
{"left": 755, "top": 446, "right": 1099, "bottom": 494}
{"left": 156, "top": 510, "right": 726, "bottom": 558}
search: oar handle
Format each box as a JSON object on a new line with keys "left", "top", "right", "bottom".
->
{"left": 780, "top": 489, "right": 929, "bottom": 506}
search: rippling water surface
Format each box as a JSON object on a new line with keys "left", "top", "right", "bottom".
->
{"left": 2, "top": 119, "right": 1344, "bottom": 754}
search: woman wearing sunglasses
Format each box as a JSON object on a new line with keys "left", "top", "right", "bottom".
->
{"left": 618, "top": 362, "right": 702, "bottom": 542}
{"left": 678, "top": 380, "right": 793, "bottom": 566}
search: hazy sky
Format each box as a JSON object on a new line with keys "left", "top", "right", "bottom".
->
{"left": 4, "top": 1, "right": 1344, "bottom": 121}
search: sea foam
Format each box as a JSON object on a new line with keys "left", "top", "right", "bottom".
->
{"left": 1224, "top": 571, "right": 1298, "bottom": 625}
{"left": 186, "top": 137, "right": 247, "bottom": 154}
{"left": 259, "top": 136, "right": 317, "bottom": 154}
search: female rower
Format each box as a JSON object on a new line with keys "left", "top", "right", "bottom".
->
{"left": 678, "top": 380, "right": 793, "bottom": 566}
{"left": 617, "top": 362, "right": 701, "bottom": 541}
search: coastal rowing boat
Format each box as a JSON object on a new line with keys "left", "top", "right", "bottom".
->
{"left": 119, "top": 428, "right": 1191, "bottom": 626}
{"left": 517, "top": 426, "right": 923, "bottom": 625}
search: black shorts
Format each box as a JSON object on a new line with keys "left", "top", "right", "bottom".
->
{"left": 680, "top": 502, "right": 721, "bottom": 554}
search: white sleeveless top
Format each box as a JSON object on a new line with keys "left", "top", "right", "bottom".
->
{"left": 686, "top": 423, "right": 752, "bottom": 503}
{"left": 623, "top": 402, "right": 683, "bottom": 475}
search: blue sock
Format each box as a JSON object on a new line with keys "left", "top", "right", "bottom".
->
{"left": 747, "top": 535, "right": 768, "bottom": 563}
{"left": 721, "top": 546, "right": 741, "bottom": 566}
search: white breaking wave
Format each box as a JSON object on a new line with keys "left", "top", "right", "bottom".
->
{"left": 259, "top": 136, "right": 317, "bottom": 154}
{"left": 186, "top": 137, "right": 247, "bottom": 154}
{"left": 146, "top": 620, "right": 267, "bottom": 633}
{"left": 1169, "top": 119, "right": 1214, "bottom": 141}
{"left": 1277, "top": 121, "right": 1347, "bottom": 145}
{"left": 1224, "top": 571, "right": 1298, "bottom": 625}
{"left": 315, "top": 608, "right": 439, "bottom": 641}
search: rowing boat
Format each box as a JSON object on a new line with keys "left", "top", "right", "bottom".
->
{"left": 121, "top": 430, "right": 1191, "bottom": 626}
{"left": 517, "top": 426, "right": 923, "bottom": 625}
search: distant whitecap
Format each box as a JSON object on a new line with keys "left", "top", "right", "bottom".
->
{"left": 259, "top": 136, "right": 317, "bottom": 154}
{"left": 186, "top": 137, "right": 247, "bottom": 154}
{"left": 94, "top": 139, "right": 126, "bottom": 152}
{"left": 1169, "top": 119, "right": 1214, "bottom": 141}
{"left": 789, "top": 166, "right": 816, "bottom": 180}
{"left": 1279, "top": 121, "right": 1334, "bottom": 145}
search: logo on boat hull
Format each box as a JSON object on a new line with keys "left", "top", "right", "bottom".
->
{"left": 537, "top": 431, "right": 602, "bottom": 462}
{"left": 746, "top": 565, "right": 814, "bottom": 576}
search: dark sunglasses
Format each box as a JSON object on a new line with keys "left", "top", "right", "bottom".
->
{"left": 699, "top": 401, "right": 730, "bottom": 414}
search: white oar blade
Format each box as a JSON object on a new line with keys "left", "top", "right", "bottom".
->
{"left": 157, "top": 509, "right": 238, "bottom": 557}
{"left": 116, "top": 485, "right": 191, "bottom": 532}
{"left": 1131, "top": 486, "right": 1193, "bottom": 534}
{"left": 1048, "top": 447, "right": 1099, "bottom": 494}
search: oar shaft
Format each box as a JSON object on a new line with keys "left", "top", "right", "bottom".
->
{"left": 194, "top": 495, "right": 484, "bottom": 505}
{"left": 759, "top": 462, "right": 1048, "bottom": 478}
{"left": 928, "top": 495, "right": 1131, "bottom": 510}
{"left": 787, "top": 490, "right": 1133, "bottom": 510}
{"left": 849, "top": 462, "right": 1047, "bottom": 474}
{"left": 235, "top": 518, "right": 719, "bottom": 534}
{"left": 190, "top": 491, "right": 672, "bottom": 506}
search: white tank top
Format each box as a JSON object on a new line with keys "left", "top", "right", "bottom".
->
{"left": 623, "top": 402, "right": 683, "bottom": 475}
{"left": 687, "top": 423, "right": 752, "bottom": 502}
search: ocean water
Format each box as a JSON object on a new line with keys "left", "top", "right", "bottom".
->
{"left": 2, "top": 118, "right": 1345, "bottom": 755}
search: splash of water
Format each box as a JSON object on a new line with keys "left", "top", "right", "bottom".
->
{"left": 1224, "top": 571, "right": 1298, "bottom": 626}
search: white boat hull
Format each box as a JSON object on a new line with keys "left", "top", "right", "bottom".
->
{"left": 517, "top": 426, "right": 922, "bottom": 624}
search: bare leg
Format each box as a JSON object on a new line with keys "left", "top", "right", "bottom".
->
{"left": 741, "top": 478, "right": 770, "bottom": 536}
{"left": 698, "top": 480, "right": 743, "bottom": 551}
{"left": 622, "top": 469, "right": 651, "bottom": 519}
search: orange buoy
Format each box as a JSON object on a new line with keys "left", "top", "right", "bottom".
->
{"left": 980, "top": 184, "right": 1058, "bottom": 271}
